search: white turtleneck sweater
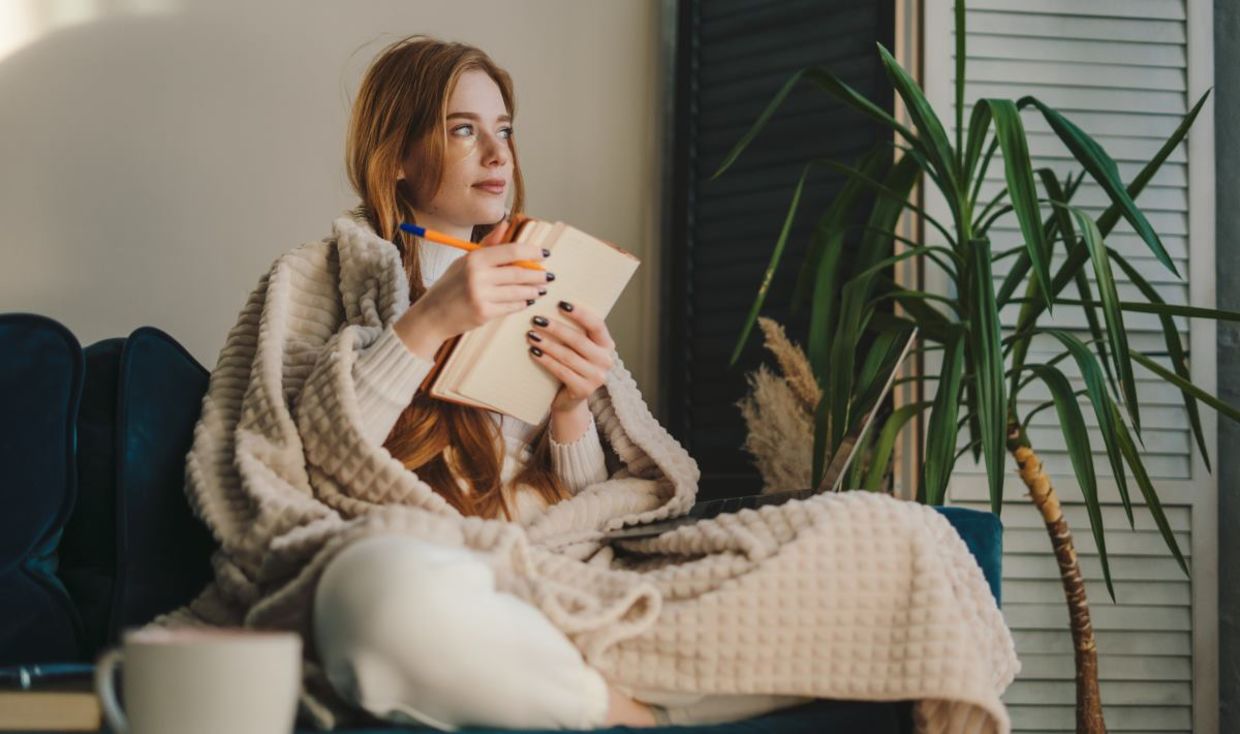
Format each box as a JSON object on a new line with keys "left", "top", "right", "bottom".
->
{"left": 356, "top": 237, "right": 610, "bottom": 525}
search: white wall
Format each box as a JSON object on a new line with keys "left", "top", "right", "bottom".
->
{"left": 0, "top": 0, "right": 664, "bottom": 397}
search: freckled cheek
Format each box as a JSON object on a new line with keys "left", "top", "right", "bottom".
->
{"left": 449, "top": 137, "right": 480, "bottom": 160}
{"left": 442, "top": 159, "right": 476, "bottom": 193}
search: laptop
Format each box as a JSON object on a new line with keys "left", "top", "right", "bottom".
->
{"left": 604, "top": 326, "right": 918, "bottom": 541}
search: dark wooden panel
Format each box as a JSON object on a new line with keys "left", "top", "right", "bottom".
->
{"left": 662, "top": 0, "right": 896, "bottom": 499}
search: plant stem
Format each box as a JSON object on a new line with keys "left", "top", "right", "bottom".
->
{"left": 1006, "top": 422, "right": 1107, "bottom": 734}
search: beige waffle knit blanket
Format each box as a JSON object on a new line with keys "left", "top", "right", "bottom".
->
{"left": 148, "top": 211, "right": 1020, "bottom": 732}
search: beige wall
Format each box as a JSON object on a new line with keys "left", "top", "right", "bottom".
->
{"left": 0, "top": 0, "right": 664, "bottom": 397}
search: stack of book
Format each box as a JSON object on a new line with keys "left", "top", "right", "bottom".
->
{"left": 0, "top": 663, "right": 101, "bottom": 731}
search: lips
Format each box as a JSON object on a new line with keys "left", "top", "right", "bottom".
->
{"left": 473, "top": 179, "right": 506, "bottom": 195}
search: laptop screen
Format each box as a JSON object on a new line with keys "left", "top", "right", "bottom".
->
{"left": 815, "top": 325, "right": 919, "bottom": 493}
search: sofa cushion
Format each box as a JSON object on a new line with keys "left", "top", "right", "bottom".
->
{"left": 58, "top": 337, "right": 126, "bottom": 660}
{"left": 110, "top": 327, "right": 216, "bottom": 640}
{"left": 58, "top": 327, "right": 217, "bottom": 660}
{"left": 0, "top": 313, "right": 85, "bottom": 665}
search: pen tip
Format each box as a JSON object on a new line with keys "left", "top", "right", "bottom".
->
{"left": 398, "top": 222, "right": 425, "bottom": 236}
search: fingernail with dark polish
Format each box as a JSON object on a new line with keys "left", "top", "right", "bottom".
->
{"left": 530, "top": 346, "right": 543, "bottom": 357}
{"left": 527, "top": 330, "right": 542, "bottom": 342}
{"left": 538, "top": 287, "right": 547, "bottom": 296}
{"left": 558, "top": 301, "right": 573, "bottom": 312}
{"left": 526, "top": 299, "right": 535, "bottom": 306}
{"left": 532, "top": 315, "right": 549, "bottom": 327}
{"left": 541, "top": 248, "right": 551, "bottom": 258}
{"left": 545, "top": 271, "right": 556, "bottom": 282}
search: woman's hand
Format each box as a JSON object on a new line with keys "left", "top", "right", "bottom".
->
{"left": 396, "top": 216, "right": 554, "bottom": 358}
{"left": 526, "top": 300, "right": 615, "bottom": 416}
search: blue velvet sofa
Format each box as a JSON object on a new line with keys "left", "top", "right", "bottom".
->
{"left": 0, "top": 312, "right": 1004, "bottom": 733}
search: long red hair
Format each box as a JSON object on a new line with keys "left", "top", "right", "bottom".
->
{"left": 344, "top": 35, "right": 573, "bottom": 520}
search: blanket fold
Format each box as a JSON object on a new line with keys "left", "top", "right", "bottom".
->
{"left": 148, "top": 210, "right": 1020, "bottom": 733}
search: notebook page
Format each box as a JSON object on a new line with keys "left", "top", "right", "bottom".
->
{"left": 455, "top": 223, "right": 640, "bottom": 425}
{"left": 429, "top": 220, "right": 553, "bottom": 408}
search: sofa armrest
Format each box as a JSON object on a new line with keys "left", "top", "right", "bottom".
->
{"left": 931, "top": 505, "right": 1003, "bottom": 607}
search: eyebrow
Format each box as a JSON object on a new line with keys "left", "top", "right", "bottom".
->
{"left": 447, "top": 112, "right": 513, "bottom": 123}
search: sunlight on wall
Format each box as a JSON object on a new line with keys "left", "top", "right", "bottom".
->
{"left": 0, "top": 0, "right": 178, "bottom": 63}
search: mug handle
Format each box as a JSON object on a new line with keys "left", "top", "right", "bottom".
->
{"left": 94, "top": 648, "right": 129, "bottom": 734}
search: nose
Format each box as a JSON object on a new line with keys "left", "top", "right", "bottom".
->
{"left": 482, "top": 131, "right": 510, "bottom": 168}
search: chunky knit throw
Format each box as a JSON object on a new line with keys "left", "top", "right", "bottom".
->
{"left": 147, "top": 210, "right": 1020, "bottom": 732}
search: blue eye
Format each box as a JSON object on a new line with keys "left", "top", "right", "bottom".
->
{"left": 451, "top": 124, "right": 514, "bottom": 139}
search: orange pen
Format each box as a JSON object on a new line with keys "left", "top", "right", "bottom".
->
{"left": 398, "top": 222, "right": 545, "bottom": 271}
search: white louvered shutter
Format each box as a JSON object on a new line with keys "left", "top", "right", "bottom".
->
{"left": 920, "top": 1, "right": 1218, "bottom": 732}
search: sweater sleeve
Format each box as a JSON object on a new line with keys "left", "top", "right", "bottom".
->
{"left": 352, "top": 322, "right": 436, "bottom": 446}
{"left": 549, "top": 412, "right": 609, "bottom": 494}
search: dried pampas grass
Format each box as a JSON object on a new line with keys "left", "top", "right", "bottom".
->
{"left": 735, "top": 317, "right": 823, "bottom": 494}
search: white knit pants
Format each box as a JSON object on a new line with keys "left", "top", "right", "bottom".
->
{"left": 313, "top": 535, "right": 813, "bottom": 731}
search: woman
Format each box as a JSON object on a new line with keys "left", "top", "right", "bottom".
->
{"left": 308, "top": 34, "right": 700, "bottom": 730}
{"left": 307, "top": 34, "right": 823, "bottom": 731}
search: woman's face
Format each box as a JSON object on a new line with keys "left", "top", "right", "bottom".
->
{"left": 402, "top": 69, "right": 514, "bottom": 234}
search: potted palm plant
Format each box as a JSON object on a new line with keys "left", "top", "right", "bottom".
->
{"left": 711, "top": 3, "right": 1235, "bottom": 733}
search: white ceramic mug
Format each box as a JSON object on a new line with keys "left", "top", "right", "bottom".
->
{"left": 94, "top": 626, "right": 302, "bottom": 734}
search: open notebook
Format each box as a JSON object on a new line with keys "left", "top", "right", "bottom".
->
{"left": 417, "top": 215, "right": 640, "bottom": 425}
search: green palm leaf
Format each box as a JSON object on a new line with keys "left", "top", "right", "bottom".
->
{"left": 1046, "top": 330, "right": 1136, "bottom": 528}
{"left": 854, "top": 325, "right": 917, "bottom": 413}
{"left": 876, "top": 43, "right": 960, "bottom": 201}
{"left": 1020, "top": 96, "right": 1178, "bottom": 277}
{"left": 924, "top": 333, "right": 965, "bottom": 505}
{"left": 794, "top": 148, "right": 889, "bottom": 316}
{"left": 1005, "top": 91, "right": 1210, "bottom": 340}
{"left": 967, "top": 239, "right": 1008, "bottom": 514}
{"left": 1009, "top": 298, "right": 1240, "bottom": 324}
{"left": 1027, "top": 363, "right": 1115, "bottom": 601}
{"left": 1067, "top": 205, "right": 1140, "bottom": 433}
{"left": 804, "top": 152, "right": 918, "bottom": 388}
{"left": 855, "top": 154, "right": 923, "bottom": 275}
{"left": 962, "top": 94, "right": 991, "bottom": 189}
{"left": 968, "top": 136, "right": 1001, "bottom": 219}
{"left": 954, "top": 0, "right": 966, "bottom": 165}
{"left": 826, "top": 277, "right": 871, "bottom": 455}
{"left": 888, "top": 289, "right": 957, "bottom": 343}
{"left": 1072, "top": 270, "right": 1118, "bottom": 395}
{"left": 1035, "top": 169, "right": 1120, "bottom": 398}
{"left": 864, "top": 401, "right": 933, "bottom": 491}
{"left": 1110, "top": 400, "right": 1190, "bottom": 577}
{"left": 1020, "top": 389, "right": 1090, "bottom": 433}
{"left": 979, "top": 99, "right": 1052, "bottom": 308}
{"left": 996, "top": 170, "right": 1086, "bottom": 309}
{"left": 846, "top": 424, "right": 876, "bottom": 491}
{"left": 817, "top": 158, "right": 955, "bottom": 243}
{"left": 1110, "top": 249, "right": 1210, "bottom": 471}
{"left": 1131, "top": 352, "right": 1240, "bottom": 424}
{"left": 726, "top": 161, "right": 812, "bottom": 367}
{"left": 710, "top": 66, "right": 919, "bottom": 182}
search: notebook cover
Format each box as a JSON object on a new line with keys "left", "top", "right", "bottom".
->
{"left": 418, "top": 215, "right": 639, "bottom": 423}
{"left": 436, "top": 220, "right": 556, "bottom": 401}
{"left": 415, "top": 213, "right": 536, "bottom": 398}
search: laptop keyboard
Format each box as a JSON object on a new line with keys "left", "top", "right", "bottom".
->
{"left": 604, "top": 488, "right": 821, "bottom": 541}
{"left": 688, "top": 488, "right": 817, "bottom": 520}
